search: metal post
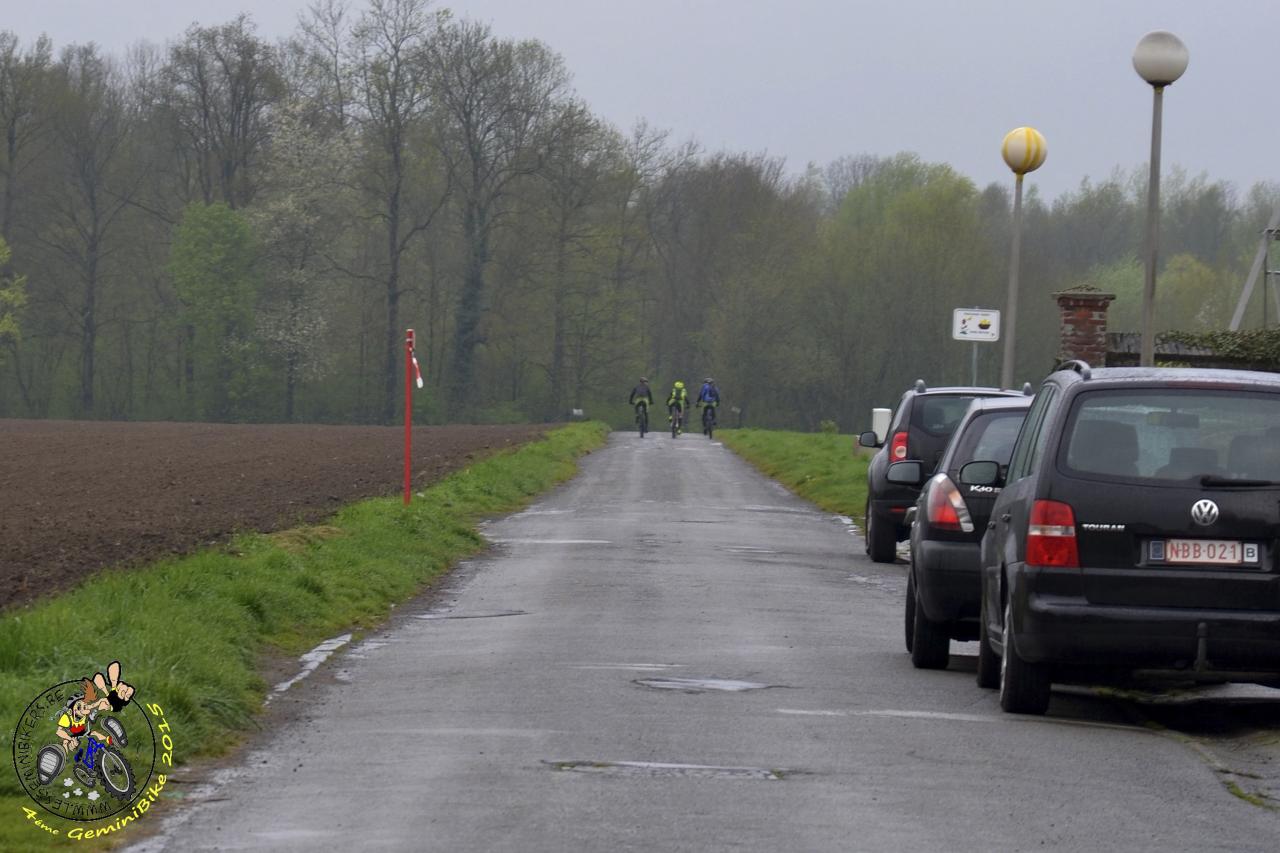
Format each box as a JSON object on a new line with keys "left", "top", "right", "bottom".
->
{"left": 971, "top": 341, "right": 978, "bottom": 386}
{"left": 1269, "top": 230, "right": 1280, "bottom": 326}
{"left": 404, "top": 328, "right": 414, "bottom": 505}
{"left": 1000, "top": 174, "right": 1025, "bottom": 389}
{"left": 1140, "top": 86, "right": 1165, "bottom": 367}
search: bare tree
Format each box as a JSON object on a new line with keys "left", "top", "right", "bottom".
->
{"left": 296, "top": 0, "right": 353, "bottom": 129}
{"left": 0, "top": 32, "right": 52, "bottom": 245}
{"left": 33, "top": 46, "right": 142, "bottom": 415}
{"left": 162, "top": 16, "right": 281, "bottom": 208}
{"left": 427, "top": 19, "right": 572, "bottom": 411}
{"left": 346, "top": 0, "right": 451, "bottom": 423}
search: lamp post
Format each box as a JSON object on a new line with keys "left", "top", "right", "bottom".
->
{"left": 1000, "top": 126, "right": 1047, "bottom": 389}
{"left": 1133, "top": 30, "right": 1189, "bottom": 367}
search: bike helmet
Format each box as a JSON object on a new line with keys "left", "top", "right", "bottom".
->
{"left": 704, "top": 377, "right": 714, "bottom": 383}
{"left": 674, "top": 381, "right": 685, "bottom": 389}
{"left": 639, "top": 377, "right": 648, "bottom": 383}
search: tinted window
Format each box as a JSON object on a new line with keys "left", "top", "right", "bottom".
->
{"left": 1060, "top": 389, "right": 1280, "bottom": 483}
{"left": 951, "top": 411, "right": 1028, "bottom": 468}
{"left": 889, "top": 393, "right": 911, "bottom": 432}
{"left": 912, "top": 396, "right": 977, "bottom": 437}
{"left": 1008, "top": 386, "right": 1057, "bottom": 482}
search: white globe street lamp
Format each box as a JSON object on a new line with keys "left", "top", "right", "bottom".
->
{"left": 1133, "top": 30, "right": 1189, "bottom": 367}
{"left": 999, "top": 126, "right": 1047, "bottom": 390}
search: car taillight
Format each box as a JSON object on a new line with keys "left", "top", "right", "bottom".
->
{"left": 926, "top": 474, "right": 974, "bottom": 532}
{"left": 1026, "top": 499, "right": 1079, "bottom": 568}
{"left": 890, "top": 431, "right": 908, "bottom": 460}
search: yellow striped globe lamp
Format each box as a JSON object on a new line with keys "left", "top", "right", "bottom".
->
{"left": 1001, "top": 126, "right": 1047, "bottom": 176}
{"left": 997, "top": 126, "right": 1045, "bottom": 389}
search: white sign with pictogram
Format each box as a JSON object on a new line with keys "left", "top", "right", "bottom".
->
{"left": 952, "top": 308, "right": 1000, "bottom": 342}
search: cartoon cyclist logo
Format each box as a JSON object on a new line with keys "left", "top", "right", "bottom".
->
{"left": 12, "top": 661, "right": 157, "bottom": 822}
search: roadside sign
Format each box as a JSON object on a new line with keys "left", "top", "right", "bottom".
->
{"left": 953, "top": 308, "right": 1000, "bottom": 342}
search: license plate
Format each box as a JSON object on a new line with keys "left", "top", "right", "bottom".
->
{"left": 1150, "top": 539, "right": 1259, "bottom": 566}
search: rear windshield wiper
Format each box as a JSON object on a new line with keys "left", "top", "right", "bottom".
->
{"left": 1200, "top": 475, "right": 1280, "bottom": 488}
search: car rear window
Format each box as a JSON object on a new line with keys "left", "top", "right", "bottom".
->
{"left": 1060, "top": 388, "right": 1280, "bottom": 484}
{"left": 912, "top": 396, "right": 978, "bottom": 437}
{"left": 951, "top": 411, "right": 1027, "bottom": 467}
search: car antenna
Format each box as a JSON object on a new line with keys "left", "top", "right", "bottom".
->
{"left": 914, "top": 379, "right": 927, "bottom": 393}
{"left": 1021, "top": 382, "right": 1034, "bottom": 395}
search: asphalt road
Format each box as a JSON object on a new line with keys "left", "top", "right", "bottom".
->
{"left": 132, "top": 433, "right": 1280, "bottom": 851}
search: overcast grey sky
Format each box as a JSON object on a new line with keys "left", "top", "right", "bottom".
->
{"left": 9, "top": 0, "right": 1279, "bottom": 201}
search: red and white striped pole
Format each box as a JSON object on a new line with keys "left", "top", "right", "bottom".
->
{"left": 404, "top": 329, "right": 415, "bottom": 505}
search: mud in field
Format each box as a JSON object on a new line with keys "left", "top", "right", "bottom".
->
{"left": 0, "top": 420, "right": 548, "bottom": 610}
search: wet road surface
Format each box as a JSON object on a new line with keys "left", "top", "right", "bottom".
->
{"left": 131, "top": 433, "right": 1280, "bottom": 851}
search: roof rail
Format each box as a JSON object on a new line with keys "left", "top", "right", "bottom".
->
{"left": 1054, "top": 360, "right": 1092, "bottom": 380}
{"left": 1021, "top": 382, "right": 1034, "bottom": 395}
{"left": 914, "top": 379, "right": 927, "bottom": 393}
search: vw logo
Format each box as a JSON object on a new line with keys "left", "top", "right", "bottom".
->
{"left": 1191, "top": 499, "right": 1219, "bottom": 526}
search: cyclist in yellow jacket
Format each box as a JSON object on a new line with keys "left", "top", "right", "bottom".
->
{"left": 667, "top": 380, "right": 689, "bottom": 431}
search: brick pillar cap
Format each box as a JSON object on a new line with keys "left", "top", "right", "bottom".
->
{"left": 1052, "top": 289, "right": 1116, "bottom": 303}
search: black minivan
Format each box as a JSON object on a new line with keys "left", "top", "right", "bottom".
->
{"left": 966, "top": 363, "right": 1280, "bottom": 715}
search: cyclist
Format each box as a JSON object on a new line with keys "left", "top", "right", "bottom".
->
{"left": 629, "top": 377, "right": 654, "bottom": 433}
{"left": 697, "top": 377, "right": 720, "bottom": 426}
{"left": 667, "top": 380, "right": 689, "bottom": 431}
{"left": 629, "top": 377, "right": 653, "bottom": 411}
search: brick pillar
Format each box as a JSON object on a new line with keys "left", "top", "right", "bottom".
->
{"left": 1053, "top": 289, "right": 1115, "bottom": 367}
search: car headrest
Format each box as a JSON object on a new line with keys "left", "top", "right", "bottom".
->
{"left": 1166, "top": 446, "right": 1218, "bottom": 472}
{"left": 1072, "top": 419, "right": 1139, "bottom": 466}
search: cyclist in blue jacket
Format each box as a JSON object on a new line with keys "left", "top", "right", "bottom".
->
{"left": 697, "top": 378, "right": 720, "bottom": 427}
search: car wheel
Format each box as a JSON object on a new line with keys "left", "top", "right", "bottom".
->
{"left": 904, "top": 572, "right": 916, "bottom": 653}
{"left": 910, "top": 570, "right": 950, "bottom": 669}
{"left": 976, "top": 592, "right": 1000, "bottom": 689}
{"left": 998, "top": 599, "right": 1051, "bottom": 714}
{"left": 866, "top": 507, "right": 897, "bottom": 563}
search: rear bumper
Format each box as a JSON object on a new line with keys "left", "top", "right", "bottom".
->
{"left": 869, "top": 497, "right": 914, "bottom": 537}
{"left": 914, "top": 538, "right": 980, "bottom": 623}
{"left": 1010, "top": 565, "right": 1280, "bottom": 673}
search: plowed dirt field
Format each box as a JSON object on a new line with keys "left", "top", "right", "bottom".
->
{"left": 0, "top": 420, "right": 547, "bottom": 610}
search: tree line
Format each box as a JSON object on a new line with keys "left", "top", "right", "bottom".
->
{"left": 0, "top": 0, "right": 1276, "bottom": 431}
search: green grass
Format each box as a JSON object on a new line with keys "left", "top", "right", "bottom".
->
{"left": 719, "top": 428, "right": 871, "bottom": 520}
{"left": 0, "top": 422, "right": 608, "bottom": 851}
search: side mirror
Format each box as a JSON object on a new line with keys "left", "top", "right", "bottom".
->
{"left": 886, "top": 460, "right": 925, "bottom": 486}
{"left": 960, "top": 460, "right": 1003, "bottom": 487}
{"left": 904, "top": 506, "right": 918, "bottom": 527}
{"left": 858, "top": 431, "right": 880, "bottom": 448}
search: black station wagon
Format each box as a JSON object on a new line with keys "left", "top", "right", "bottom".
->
{"left": 966, "top": 362, "right": 1280, "bottom": 715}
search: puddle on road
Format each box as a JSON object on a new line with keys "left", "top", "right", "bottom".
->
{"left": 545, "top": 760, "right": 792, "bottom": 781}
{"left": 635, "top": 676, "right": 777, "bottom": 693}
{"left": 570, "top": 663, "right": 686, "bottom": 672}
{"left": 413, "top": 610, "right": 528, "bottom": 621}
{"left": 742, "top": 505, "right": 811, "bottom": 516}
{"left": 488, "top": 538, "right": 612, "bottom": 545}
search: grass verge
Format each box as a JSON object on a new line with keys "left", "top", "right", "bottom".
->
{"left": 719, "top": 429, "right": 870, "bottom": 521}
{"left": 0, "top": 421, "right": 608, "bottom": 851}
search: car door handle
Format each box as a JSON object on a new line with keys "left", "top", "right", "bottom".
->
{"left": 1000, "top": 513, "right": 1011, "bottom": 522}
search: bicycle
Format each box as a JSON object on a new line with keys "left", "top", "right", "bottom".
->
{"left": 36, "top": 715, "right": 135, "bottom": 801}
{"left": 700, "top": 403, "right": 717, "bottom": 439}
{"left": 669, "top": 405, "right": 685, "bottom": 438}
{"left": 635, "top": 401, "right": 649, "bottom": 437}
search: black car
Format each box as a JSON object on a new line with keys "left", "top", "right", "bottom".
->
{"left": 966, "top": 362, "right": 1280, "bottom": 715}
{"left": 859, "top": 381, "right": 1027, "bottom": 563}
{"left": 889, "top": 396, "right": 1032, "bottom": 669}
